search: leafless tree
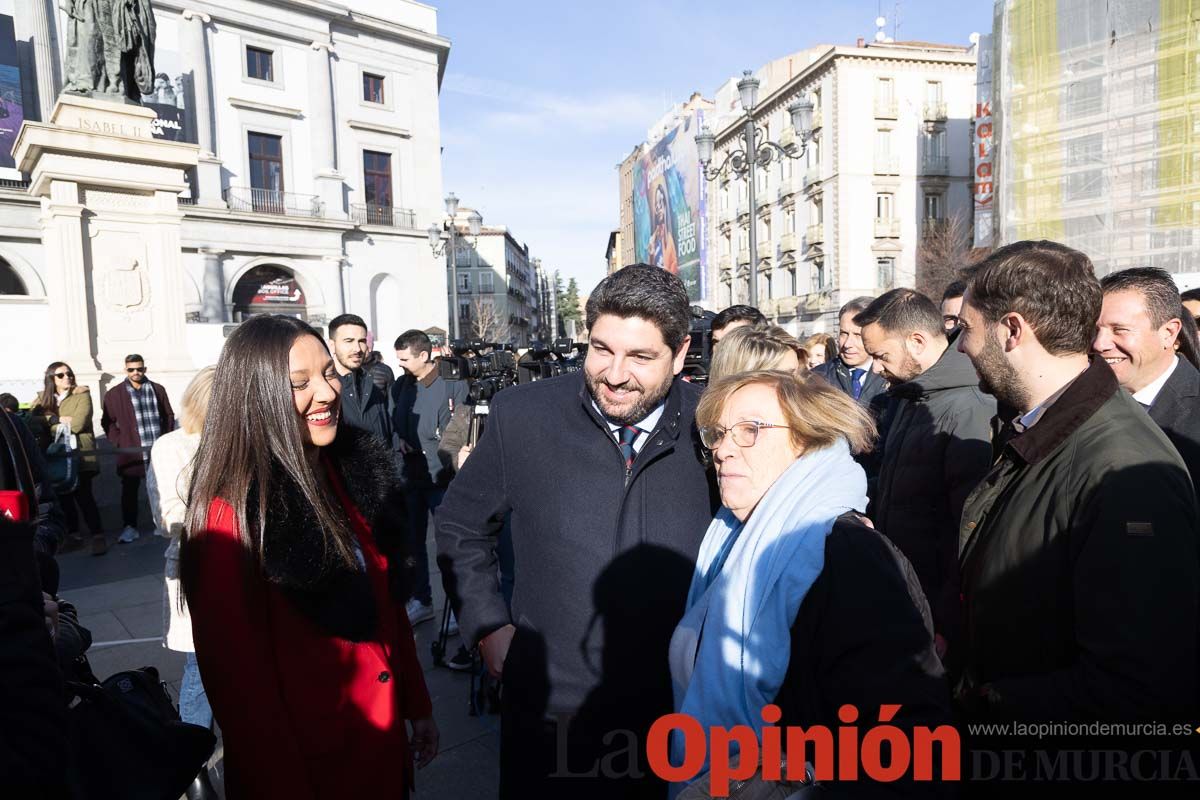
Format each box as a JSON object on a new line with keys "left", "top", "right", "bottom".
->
{"left": 469, "top": 297, "right": 511, "bottom": 343}
{"left": 916, "top": 211, "right": 982, "bottom": 299}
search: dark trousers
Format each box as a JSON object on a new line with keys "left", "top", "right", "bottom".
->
{"left": 403, "top": 485, "right": 445, "bottom": 605}
{"left": 62, "top": 472, "right": 102, "bottom": 536}
{"left": 120, "top": 475, "right": 142, "bottom": 529}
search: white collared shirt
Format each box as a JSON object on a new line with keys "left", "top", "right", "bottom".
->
{"left": 592, "top": 399, "right": 666, "bottom": 454}
{"left": 1132, "top": 356, "right": 1179, "bottom": 408}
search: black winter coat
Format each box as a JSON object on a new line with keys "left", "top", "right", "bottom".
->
{"left": 959, "top": 359, "right": 1199, "bottom": 722}
{"left": 1147, "top": 357, "right": 1200, "bottom": 500}
{"left": 338, "top": 369, "right": 393, "bottom": 450}
{"left": 870, "top": 334, "right": 995, "bottom": 645}
{"left": 776, "top": 513, "right": 955, "bottom": 797}
{"left": 436, "top": 371, "right": 718, "bottom": 719}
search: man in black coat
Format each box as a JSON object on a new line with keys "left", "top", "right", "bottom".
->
{"left": 856, "top": 289, "right": 995, "bottom": 665}
{"left": 812, "top": 296, "right": 890, "bottom": 480}
{"left": 327, "top": 314, "right": 392, "bottom": 448}
{"left": 436, "top": 265, "right": 717, "bottom": 799}
{"left": 1095, "top": 267, "right": 1200, "bottom": 495}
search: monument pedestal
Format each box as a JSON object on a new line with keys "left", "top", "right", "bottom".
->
{"left": 13, "top": 94, "right": 202, "bottom": 401}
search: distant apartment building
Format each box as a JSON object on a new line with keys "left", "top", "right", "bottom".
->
{"left": 707, "top": 41, "right": 977, "bottom": 333}
{"left": 446, "top": 215, "right": 540, "bottom": 346}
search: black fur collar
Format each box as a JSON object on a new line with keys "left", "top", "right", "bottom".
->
{"left": 251, "top": 427, "right": 407, "bottom": 642}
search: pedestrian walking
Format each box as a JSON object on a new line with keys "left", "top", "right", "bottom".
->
{"left": 100, "top": 354, "right": 174, "bottom": 544}
{"left": 32, "top": 362, "right": 106, "bottom": 555}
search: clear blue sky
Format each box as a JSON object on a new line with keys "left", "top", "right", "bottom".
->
{"left": 437, "top": 0, "right": 993, "bottom": 294}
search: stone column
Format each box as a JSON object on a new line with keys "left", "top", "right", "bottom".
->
{"left": 41, "top": 178, "right": 96, "bottom": 373}
{"left": 181, "top": 9, "right": 224, "bottom": 208}
{"left": 199, "top": 247, "right": 227, "bottom": 322}
{"left": 24, "top": 0, "right": 60, "bottom": 122}
{"left": 309, "top": 40, "right": 345, "bottom": 219}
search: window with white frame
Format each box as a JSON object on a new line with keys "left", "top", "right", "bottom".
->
{"left": 479, "top": 270, "right": 494, "bottom": 293}
{"left": 877, "top": 257, "right": 895, "bottom": 288}
{"left": 876, "top": 192, "right": 894, "bottom": 220}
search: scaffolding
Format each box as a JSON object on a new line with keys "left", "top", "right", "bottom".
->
{"left": 994, "top": 0, "right": 1200, "bottom": 277}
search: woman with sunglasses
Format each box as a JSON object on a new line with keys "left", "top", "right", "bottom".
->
{"left": 668, "top": 371, "right": 952, "bottom": 797}
{"left": 31, "top": 362, "right": 105, "bottom": 555}
{"left": 180, "top": 315, "right": 437, "bottom": 799}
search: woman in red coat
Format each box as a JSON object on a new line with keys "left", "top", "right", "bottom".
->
{"left": 180, "top": 315, "right": 437, "bottom": 799}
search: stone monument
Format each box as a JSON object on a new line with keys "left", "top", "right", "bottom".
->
{"left": 13, "top": 0, "right": 199, "bottom": 401}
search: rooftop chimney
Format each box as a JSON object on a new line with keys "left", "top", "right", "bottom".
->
{"left": 857, "top": 37, "right": 865, "bottom": 48}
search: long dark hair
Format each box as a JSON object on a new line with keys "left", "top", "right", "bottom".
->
{"left": 34, "top": 362, "right": 71, "bottom": 415}
{"left": 181, "top": 315, "right": 357, "bottom": 601}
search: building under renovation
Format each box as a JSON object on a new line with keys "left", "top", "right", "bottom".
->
{"left": 990, "top": 0, "right": 1200, "bottom": 281}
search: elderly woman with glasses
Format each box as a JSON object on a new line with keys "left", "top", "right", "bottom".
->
{"left": 668, "top": 371, "right": 952, "bottom": 797}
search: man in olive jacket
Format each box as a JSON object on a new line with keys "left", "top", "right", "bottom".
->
{"left": 956, "top": 241, "right": 1198, "bottom": 726}
{"left": 856, "top": 289, "right": 995, "bottom": 664}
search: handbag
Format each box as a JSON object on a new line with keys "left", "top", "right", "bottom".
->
{"left": 677, "top": 758, "right": 820, "bottom": 800}
{"left": 66, "top": 666, "right": 216, "bottom": 800}
{"left": 45, "top": 423, "right": 79, "bottom": 495}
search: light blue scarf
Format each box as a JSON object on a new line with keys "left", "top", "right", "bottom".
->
{"left": 668, "top": 439, "right": 868, "bottom": 774}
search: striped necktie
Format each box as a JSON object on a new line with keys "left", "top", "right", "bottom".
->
{"left": 618, "top": 425, "right": 641, "bottom": 470}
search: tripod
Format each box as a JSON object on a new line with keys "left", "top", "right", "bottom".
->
{"left": 429, "top": 400, "right": 500, "bottom": 716}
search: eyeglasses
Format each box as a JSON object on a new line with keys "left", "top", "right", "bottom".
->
{"left": 126, "top": 367, "right": 147, "bottom": 373}
{"left": 698, "top": 420, "right": 792, "bottom": 450}
{"left": 53, "top": 371, "right": 74, "bottom": 379}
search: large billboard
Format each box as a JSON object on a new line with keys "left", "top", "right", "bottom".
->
{"left": 140, "top": 15, "right": 195, "bottom": 144}
{"left": 633, "top": 110, "right": 707, "bottom": 302}
{"left": 0, "top": 1, "right": 25, "bottom": 170}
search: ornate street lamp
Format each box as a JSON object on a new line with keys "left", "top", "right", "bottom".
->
{"left": 428, "top": 193, "right": 481, "bottom": 340}
{"left": 697, "top": 71, "right": 816, "bottom": 308}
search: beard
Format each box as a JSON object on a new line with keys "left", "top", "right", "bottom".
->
{"left": 972, "top": 332, "right": 1030, "bottom": 412}
{"left": 585, "top": 368, "right": 675, "bottom": 426}
{"left": 886, "top": 351, "right": 924, "bottom": 384}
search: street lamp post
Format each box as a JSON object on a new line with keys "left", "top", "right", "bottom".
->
{"left": 428, "top": 192, "right": 482, "bottom": 340}
{"left": 695, "top": 71, "right": 815, "bottom": 309}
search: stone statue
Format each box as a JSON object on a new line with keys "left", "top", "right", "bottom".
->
{"left": 61, "top": 0, "right": 157, "bottom": 104}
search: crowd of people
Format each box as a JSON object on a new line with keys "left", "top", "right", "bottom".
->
{"left": 4, "top": 239, "right": 1199, "bottom": 799}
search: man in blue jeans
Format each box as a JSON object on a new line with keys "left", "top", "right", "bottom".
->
{"left": 392, "top": 330, "right": 469, "bottom": 625}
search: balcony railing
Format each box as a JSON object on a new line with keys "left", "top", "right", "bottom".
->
{"left": 351, "top": 203, "right": 417, "bottom": 228}
{"left": 225, "top": 187, "right": 324, "bottom": 218}
{"left": 736, "top": 201, "right": 750, "bottom": 218}
{"left": 922, "top": 155, "right": 949, "bottom": 176}
{"left": 737, "top": 247, "right": 751, "bottom": 265}
{"left": 756, "top": 240, "right": 773, "bottom": 260}
{"left": 874, "top": 155, "right": 900, "bottom": 175}
{"left": 806, "top": 224, "right": 825, "bottom": 246}
{"left": 777, "top": 177, "right": 798, "bottom": 200}
{"left": 874, "top": 97, "right": 898, "bottom": 119}
{"left": 874, "top": 218, "right": 900, "bottom": 238}
{"left": 0, "top": 177, "right": 31, "bottom": 192}
{"left": 923, "top": 218, "right": 949, "bottom": 238}
{"left": 923, "top": 102, "right": 948, "bottom": 122}
{"left": 803, "top": 165, "right": 821, "bottom": 188}
{"left": 779, "top": 231, "right": 797, "bottom": 252}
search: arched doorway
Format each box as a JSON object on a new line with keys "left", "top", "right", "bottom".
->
{"left": 231, "top": 264, "right": 307, "bottom": 321}
{"left": 0, "top": 257, "right": 28, "bottom": 295}
{"left": 369, "top": 273, "right": 404, "bottom": 346}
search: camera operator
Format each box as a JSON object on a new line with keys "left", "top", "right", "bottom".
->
{"left": 436, "top": 265, "right": 717, "bottom": 799}
{"left": 392, "top": 329, "right": 469, "bottom": 626}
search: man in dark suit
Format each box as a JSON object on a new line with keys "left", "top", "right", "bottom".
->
{"left": 1095, "top": 267, "right": 1200, "bottom": 490}
{"left": 812, "top": 296, "right": 890, "bottom": 479}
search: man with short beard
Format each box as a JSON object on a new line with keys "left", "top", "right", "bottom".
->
{"left": 856, "top": 288, "right": 994, "bottom": 666}
{"left": 955, "top": 241, "right": 1198, "bottom": 731}
{"left": 436, "top": 265, "right": 716, "bottom": 799}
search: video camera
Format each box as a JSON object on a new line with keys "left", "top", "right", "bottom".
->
{"left": 518, "top": 338, "right": 588, "bottom": 383}
{"left": 437, "top": 340, "right": 520, "bottom": 403}
{"left": 682, "top": 306, "right": 716, "bottom": 384}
